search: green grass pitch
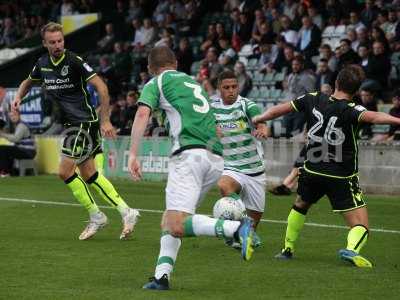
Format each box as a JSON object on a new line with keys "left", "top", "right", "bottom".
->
{"left": 0, "top": 176, "right": 399, "bottom": 299}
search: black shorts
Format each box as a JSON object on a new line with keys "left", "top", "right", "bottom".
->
{"left": 297, "top": 169, "right": 366, "bottom": 212}
{"left": 61, "top": 121, "right": 102, "bottom": 164}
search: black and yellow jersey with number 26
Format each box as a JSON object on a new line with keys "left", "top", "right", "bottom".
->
{"left": 29, "top": 49, "right": 97, "bottom": 124}
{"left": 291, "top": 92, "right": 367, "bottom": 178}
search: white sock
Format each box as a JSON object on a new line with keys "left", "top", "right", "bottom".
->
{"left": 154, "top": 234, "right": 181, "bottom": 280}
{"left": 191, "top": 215, "right": 240, "bottom": 237}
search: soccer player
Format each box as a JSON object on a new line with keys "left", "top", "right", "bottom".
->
{"left": 12, "top": 22, "right": 139, "bottom": 240}
{"left": 128, "top": 46, "right": 255, "bottom": 290}
{"left": 211, "top": 70, "right": 268, "bottom": 248}
{"left": 253, "top": 65, "right": 400, "bottom": 268}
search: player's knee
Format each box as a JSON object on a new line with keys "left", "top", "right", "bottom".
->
{"left": 293, "top": 197, "right": 311, "bottom": 214}
{"left": 59, "top": 169, "right": 73, "bottom": 181}
{"left": 168, "top": 224, "right": 184, "bottom": 237}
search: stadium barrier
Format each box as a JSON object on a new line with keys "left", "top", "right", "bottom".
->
{"left": 31, "top": 136, "right": 400, "bottom": 195}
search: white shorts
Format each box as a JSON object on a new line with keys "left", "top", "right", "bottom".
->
{"left": 222, "top": 170, "right": 267, "bottom": 212}
{"left": 166, "top": 149, "right": 224, "bottom": 214}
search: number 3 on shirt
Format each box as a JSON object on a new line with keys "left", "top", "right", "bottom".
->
{"left": 184, "top": 82, "right": 210, "bottom": 114}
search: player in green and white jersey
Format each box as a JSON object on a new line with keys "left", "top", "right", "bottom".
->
{"left": 212, "top": 70, "right": 268, "bottom": 247}
{"left": 128, "top": 46, "right": 255, "bottom": 290}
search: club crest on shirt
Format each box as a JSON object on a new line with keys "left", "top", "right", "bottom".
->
{"left": 61, "top": 65, "right": 69, "bottom": 76}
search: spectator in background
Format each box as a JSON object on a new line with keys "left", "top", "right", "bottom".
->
{"left": 110, "top": 94, "right": 127, "bottom": 134}
{"left": 280, "top": 15, "right": 299, "bottom": 47}
{"left": 218, "top": 37, "right": 237, "bottom": 68}
{"left": 319, "top": 44, "right": 338, "bottom": 72}
{"left": 140, "top": 18, "right": 157, "bottom": 49}
{"left": 307, "top": 6, "right": 323, "bottom": 30}
{"left": 283, "top": 57, "right": 316, "bottom": 137}
{"left": 97, "top": 23, "right": 115, "bottom": 54}
{"left": 370, "top": 26, "right": 390, "bottom": 54}
{"left": 0, "top": 110, "right": 36, "bottom": 177}
{"left": 126, "top": 0, "right": 144, "bottom": 23}
{"left": 137, "top": 71, "right": 150, "bottom": 92}
{"left": 348, "top": 11, "right": 366, "bottom": 32}
{"left": 273, "top": 43, "right": 295, "bottom": 73}
{"left": 234, "top": 61, "right": 252, "bottom": 97}
{"left": 130, "top": 18, "right": 143, "bottom": 48}
{"left": 297, "top": 15, "right": 321, "bottom": 62}
{"left": 98, "top": 55, "right": 118, "bottom": 98}
{"left": 380, "top": 90, "right": 400, "bottom": 141}
{"left": 60, "top": 0, "right": 76, "bottom": 16}
{"left": 270, "top": 9, "right": 282, "bottom": 34}
{"left": 358, "top": 88, "right": 378, "bottom": 139}
{"left": 315, "top": 58, "right": 335, "bottom": 90}
{"left": 0, "top": 17, "right": 18, "bottom": 46}
{"left": 337, "top": 39, "right": 360, "bottom": 70}
{"left": 119, "top": 90, "right": 138, "bottom": 135}
{"left": 386, "top": 9, "right": 398, "bottom": 41}
{"left": 252, "top": 21, "right": 276, "bottom": 45}
{"left": 0, "top": 87, "right": 7, "bottom": 122}
{"left": 111, "top": 41, "right": 132, "bottom": 83}
{"left": 154, "top": 27, "right": 174, "bottom": 47}
{"left": 377, "top": 9, "right": 390, "bottom": 34}
{"left": 365, "top": 41, "right": 391, "bottom": 89}
{"left": 175, "top": 37, "right": 193, "bottom": 75}
{"left": 257, "top": 37, "right": 279, "bottom": 73}
{"left": 347, "top": 28, "right": 359, "bottom": 51}
{"left": 200, "top": 23, "right": 219, "bottom": 53}
{"left": 283, "top": 0, "right": 298, "bottom": 21}
{"left": 358, "top": 43, "right": 370, "bottom": 73}
{"left": 200, "top": 47, "right": 224, "bottom": 83}
{"left": 252, "top": 9, "right": 266, "bottom": 36}
{"left": 360, "top": 0, "right": 378, "bottom": 28}
{"left": 237, "top": 12, "right": 253, "bottom": 45}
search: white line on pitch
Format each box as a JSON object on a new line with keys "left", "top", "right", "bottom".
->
{"left": 0, "top": 196, "right": 399, "bottom": 234}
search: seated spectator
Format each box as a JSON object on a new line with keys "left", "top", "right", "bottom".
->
{"left": 120, "top": 90, "right": 138, "bottom": 135}
{"left": 348, "top": 11, "right": 366, "bottom": 32}
{"left": 279, "top": 15, "right": 299, "bottom": 47}
{"left": 111, "top": 41, "right": 132, "bottom": 83}
{"left": 307, "top": 6, "right": 323, "bottom": 30}
{"left": 256, "top": 37, "right": 279, "bottom": 73}
{"left": 200, "top": 23, "right": 218, "bottom": 53}
{"left": 126, "top": 0, "right": 144, "bottom": 23}
{"left": 385, "top": 9, "right": 398, "bottom": 41}
{"left": 217, "top": 37, "right": 237, "bottom": 67}
{"left": 360, "top": 0, "right": 378, "bottom": 28}
{"left": 0, "top": 111, "right": 36, "bottom": 177}
{"left": 337, "top": 38, "right": 360, "bottom": 70}
{"left": 358, "top": 43, "right": 370, "bottom": 73}
{"left": 365, "top": 41, "right": 391, "bottom": 89}
{"left": 198, "top": 47, "right": 223, "bottom": 84}
{"left": 0, "top": 17, "right": 18, "bottom": 46}
{"left": 297, "top": 15, "right": 321, "bottom": 61}
{"left": 154, "top": 27, "right": 175, "bottom": 47}
{"left": 110, "top": 94, "right": 127, "bottom": 134}
{"left": 137, "top": 71, "right": 151, "bottom": 92}
{"left": 252, "top": 21, "right": 276, "bottom": 45}
{"left": 273, "top": 43, "right": 295, "bottom": 73}
{"left": 98, "top": 55, "right": 119, "bottom": 98}
{"left": 378, "top": 89, "right": 400, "bottom": 141}
{"left": 237, "top": 12, "right": 253, "bottom": 45}
{"left": 283, "top": 0, "right": 298, "bottom": 21}
{"left": 252, "top": 9, "right": 267, "bottom": 37}
{"left": 97, "top": 23, "right": 115, "bottom": 54}
{"left": 319, "top": 44, "right": 338, "bottom": 72}
{"left": 347, "top": 28, "right": 359, "bottom": 51}
{"left": 370, "top": 26, "right": 391, "bottom": 55}
{"left": 315, "top": 58, "right": 335, "bottom": 90}
{"left": 356, "top": 27, "right": 371, "bottom": 49}
{"left": 60, "top": 0, "right": 76, "bottom": 16}
{"left": 270, "top": 8, "right": 282, "bottom": 34}
{"left": 283, "top": 57, "right": 316, "bottom": 137}
{"left": 140, "top": 18, "right": 157, "bottom": 48}
{"left": 358, "top": 88, "right": 378, "bottom": 139}
{"left": 234, "top": 61, "right": 252, "bottom": 97}
{"left": 175, "top": 37, "right": 194, "bottom": 75}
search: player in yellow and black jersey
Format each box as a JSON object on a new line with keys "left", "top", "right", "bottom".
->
{"left": 253, "top": 65, "right": 400, "bottom": 268}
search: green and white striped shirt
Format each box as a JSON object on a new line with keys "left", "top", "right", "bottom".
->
{"left": 211, "top": 96, "right": 265, "bottom": 175}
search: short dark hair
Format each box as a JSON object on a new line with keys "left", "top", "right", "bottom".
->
{"left": 148, "top": 46, "right": 176, "bottom": 71}
{"left": 340, "top": 39, "right": 351, "bottom": 46}
{"left": 336, "top": 65, "right": 365, "bottom": 95}
{"left": 217, "top": 70, "right": 237, "bottom": 85}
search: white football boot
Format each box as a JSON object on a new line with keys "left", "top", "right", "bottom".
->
{"left": 79, "top": 211, "right": 108, "bottom": 240}
{"left": 120, "top": 208, "right": 140, "bottom": 240}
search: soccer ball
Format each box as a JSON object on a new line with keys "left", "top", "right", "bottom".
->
{"left": 213, "top": 197, "right": 246, "bottom": 220}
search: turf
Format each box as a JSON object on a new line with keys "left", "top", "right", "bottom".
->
{"left": 0, "top": 176, "right": 399, "bottom": 300}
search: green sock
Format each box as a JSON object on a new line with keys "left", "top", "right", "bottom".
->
{"left": 86, "top": 172, "right": 129, "bottom": 214}
{"left": 346, "top": 225, "right": 369, "bottom": 254}
{"left": 94, "top": 153, "right": 105, "bottom": 175}
{"left": 65, "top": 173, "right": 99, "bottom": 214}
{"left": 284, "top": 207, "right": 306, "bottom": 251}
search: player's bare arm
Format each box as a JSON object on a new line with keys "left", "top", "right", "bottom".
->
{"left": 360, "top": 111, "right": 400, "bottom": 125}
{"left": 88, "top": 75, "right": 116, "bottom": 138}
{"left": 128, "top": 105, "right": 151, "bottom": 181}
{"left": 253, "top": 102, "right": 294, "bottom": 124}
{"left": 12, "top": 78, "right": 34, "bottom": 112}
